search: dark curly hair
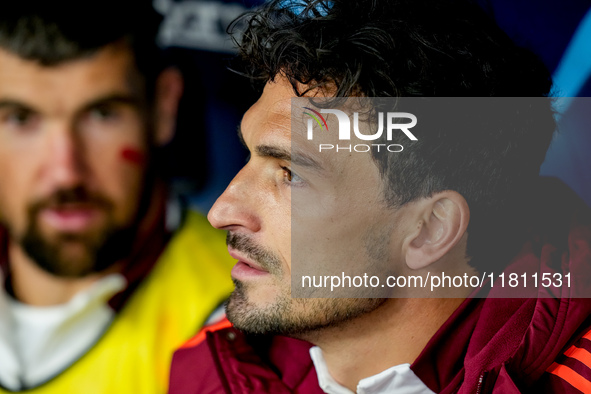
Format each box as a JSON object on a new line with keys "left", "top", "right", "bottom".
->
{"left": 230, "top": 0, "right": 556, "bottom": 270}
{"left": 0, "top": 0, "right": 163, "bottom": 99}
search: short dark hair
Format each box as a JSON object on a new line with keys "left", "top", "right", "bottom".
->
{"left": 0, "top": 0, "right": 163, "bottom": 98}
{"left": 231, "top": 0, "right": 556, "bottom": 270}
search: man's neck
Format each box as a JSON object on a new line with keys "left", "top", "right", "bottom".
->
{"left": 309, "top": 297, "right": 466, "bottom": 392}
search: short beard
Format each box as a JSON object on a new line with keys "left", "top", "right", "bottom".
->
{"left": 226, "top": 281, "right": 385, "bottom": 338}
{"left": 21, "top": 223, "right": 135, "bottom": 278}
{"left": 18, "top": 187, "right": 136, "bottom": 278}
{"left": 224, "top": 233, "right": 385, "bottom": 338}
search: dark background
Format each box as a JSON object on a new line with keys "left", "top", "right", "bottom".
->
{"left": 155, "top": 0, "right": 591, "bottom": 211}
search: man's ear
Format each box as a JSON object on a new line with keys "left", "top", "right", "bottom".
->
{"left": 154, "top": 67, "right": 183, "bottom": 147}
{"left": 404, "top": 191, "right": 470, "bottom": 270}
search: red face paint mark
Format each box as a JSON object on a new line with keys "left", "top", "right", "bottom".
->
{"left": 120, "top": 147, "right": 145, "bottom": 166}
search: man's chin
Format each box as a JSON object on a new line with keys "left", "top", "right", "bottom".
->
{"left": 23, "top": 245, "right": 97, "bottom": 278}
{"left": 20, "top": 228, "right": 118, "bottom": 278}
{"left": 225, "top": 286, "right": 283, "bottom": 335}
{"left": 54, "top": 243, "right": 95, "bottom": 266}
{"left": 225, "top": 285, "right": 315, "bottom": 338}
{"left": 226, "top": 286, "right": 388, "bottom": 339}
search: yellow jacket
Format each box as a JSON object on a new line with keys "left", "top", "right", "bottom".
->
{"left": 2, "top": 211, "right": 234, "bottom": 393}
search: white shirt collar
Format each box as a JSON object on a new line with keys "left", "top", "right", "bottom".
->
{"left": 309, "top": 346, "right": 435, "bottom": 394}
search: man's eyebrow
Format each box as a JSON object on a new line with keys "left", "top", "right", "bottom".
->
{"left": 0, "top": 100, "right": 37, "bottom": 112}
{"left": 255, "top": 144, "right": 324, "bottom": 171}
{"left": 79, "top": 94, "right": 142, "bottom": 112}
{"left": 0, "top": 94, "right": 141, "bottom": 114}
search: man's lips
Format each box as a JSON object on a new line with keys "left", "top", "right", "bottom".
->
{"left": 228, "top": 247, "right": 270, "bottom": 280}
{"left": 39, "top": 205, "right": 103, "bottom": 232}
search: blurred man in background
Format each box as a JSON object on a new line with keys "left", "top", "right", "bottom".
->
{"left": 0, "top": 1, "right": 234, "bottom": 392}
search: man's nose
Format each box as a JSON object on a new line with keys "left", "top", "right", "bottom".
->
{"left": 208, "top": 166, "right": 261, "bottom": 233}
{"left": 44, "top": 126, "right": 86, "bottom": 189}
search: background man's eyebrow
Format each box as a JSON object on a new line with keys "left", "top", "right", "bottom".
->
{"left": 0, "top": 100, "right": 37, "bottom": 111}
{"left": 256, "top": 144, "right": 323, "bottom": 170}
{"left": 80, "top": 94, "right": 141, "bottom": 111}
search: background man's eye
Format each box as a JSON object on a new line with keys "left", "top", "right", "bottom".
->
{"left": 1, "top": 108, "right": 40, "bottom": 132}
{"left": 90, "top": 106, "right": 118, "bottom": 120}
{"left": 7, "top": 109, "right": 34, "bottom": 126}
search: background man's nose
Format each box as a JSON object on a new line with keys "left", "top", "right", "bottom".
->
{"left": 44, "top": 127, "right": 87, "bottom": 189}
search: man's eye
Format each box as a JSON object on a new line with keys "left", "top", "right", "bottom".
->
{"left": 89, "top": 106, "right": 119, "bottom": 121}
{"left": 281, "top": 166, "right": 303, "bottom": 185}
{"left": 6, "top": 109, "right": 36, "bottom": 127}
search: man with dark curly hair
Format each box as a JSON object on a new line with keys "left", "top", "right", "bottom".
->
{"left": 170, "top": 1, "right": 591, "bottom": 392}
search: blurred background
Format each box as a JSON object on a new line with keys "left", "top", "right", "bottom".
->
{"left": 154, "top": 0, "right": 591, "bottom": 211}
{"left": 153, "top": 0, "right": 264, "bottom": 212}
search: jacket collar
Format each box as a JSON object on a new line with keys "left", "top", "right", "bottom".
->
{"left": 411, "top": 188, "right": 591, "bottom": 393}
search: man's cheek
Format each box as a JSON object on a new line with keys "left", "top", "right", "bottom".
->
{"left": 120, "top": 146, "right": 146, "bottom": 167}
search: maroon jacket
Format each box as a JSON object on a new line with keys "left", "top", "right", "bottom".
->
{"left": 169, "top": 180, "right": 591, "bottom": 393}
{"left": 169, "top": 319, "right": 323, "bottom": 393}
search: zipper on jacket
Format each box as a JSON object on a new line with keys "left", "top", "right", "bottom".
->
{"left": 476, "top": 373, "right": 486, "bottom": 394}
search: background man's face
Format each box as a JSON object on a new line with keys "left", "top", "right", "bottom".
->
{"left": 208, "top": 77, "right": 411, "bottom": 336}
{"left": 0, "top": 44, "right": 149, "bottom": 277}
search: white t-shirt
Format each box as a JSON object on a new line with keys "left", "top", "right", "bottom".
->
{"left": 0, "top": 273, "right": 126, "bottom": 390}
{"left": 310, "top": 346, "right": 435, "bottom": 394}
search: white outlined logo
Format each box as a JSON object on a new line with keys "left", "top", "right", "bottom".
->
{"left": 304, "top": 108, "right": 417, "bottom": 153}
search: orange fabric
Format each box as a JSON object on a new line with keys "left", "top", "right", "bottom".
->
{"left": 180, "top": 318, "right": 233, "bottom": 349}
{"left": 583, "top": 330, "right": 591, "bottom": 342}
{"left": 548, "top": 362, "right": 591, "bottom": 393}
{"left": 564, "top": 345, "right": 591, "bottom": 370}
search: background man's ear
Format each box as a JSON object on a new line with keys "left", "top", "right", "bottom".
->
{"left": 404, "top": 191, "right": 470, "bottom": 270}
{"left": 154, "top": 67, "right": 183, "bottom": 147}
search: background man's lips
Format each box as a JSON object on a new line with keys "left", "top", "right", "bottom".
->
{"left": 39, "top": 207, "right": 102, "bottom": 232}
